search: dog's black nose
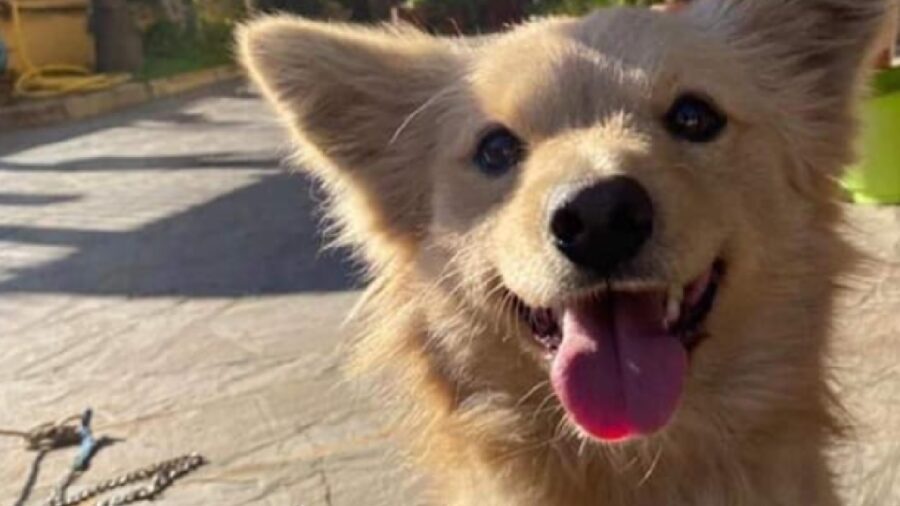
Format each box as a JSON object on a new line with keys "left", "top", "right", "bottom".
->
{"left": 549, "top": 176, "right": 653, "bottom": 275}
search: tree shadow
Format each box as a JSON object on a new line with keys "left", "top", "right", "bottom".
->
{"left": 0, "top": 153, "right": 283, "bottom": 172}
{"left": 0, "top": 172, "right": 359, "bottom": 296}
{"left": 12, "top": 449, "right": 48, "bottom": 506}
{"left": 0, "top": 193, "right": 82, "bottom": 206}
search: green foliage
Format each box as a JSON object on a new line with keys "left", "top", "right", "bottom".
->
{"left": 138, "top": 20, "right": 233, "bottom": 80}
{"left": 194, "top": 0, "right": 248, "bottom": 24}
{"left": 529, "top": 0, "right": 664, "bottom": 15}
{"left": 873, "top": 67, "right": 900, "bottom": 97}
{"left": 248, "top": 0, "right": 371, "bottom": 20}
{"left": 407, "top": 0, "right": 481, "bottom": 26}
{"left": 141, "top": 21, "right": 185, "bottom": 58}
{"left": 142, "top": 20, "right": 231, "bottom": 58}
{"left": 407, "top": 0, "right": 481, "bottom": 12}
{"left": 404, "top": 0, "right": 666, "bottom": 33}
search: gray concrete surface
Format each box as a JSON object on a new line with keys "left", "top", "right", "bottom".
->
{"left": 0, "top": 83, "right": 419, "bottom": 506}
{"left": 0, "top": 82, "right": 897, "bottom": 505}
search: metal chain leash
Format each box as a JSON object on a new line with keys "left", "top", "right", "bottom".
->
{"left": 45, "top": 453, "right": 207, "bottom": 506}
{"left": 2, "top": 409, "right": 206, "bottom": 506}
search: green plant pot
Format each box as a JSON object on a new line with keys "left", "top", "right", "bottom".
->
{"left": 843, "top": 70, "right": 900, "bottom": 205}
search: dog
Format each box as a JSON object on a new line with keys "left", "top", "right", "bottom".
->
{"left": 239, "top": 1, "right": 889, "bottom": 504}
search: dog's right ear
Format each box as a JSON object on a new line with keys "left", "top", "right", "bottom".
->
{"left": 238, "top": 17, "right": 461, "bottom": 269}
{"left": 686, "top": 0, "right": 889, "bottom": 189}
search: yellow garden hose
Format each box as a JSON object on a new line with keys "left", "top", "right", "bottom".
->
{"left": 8, "top": 0, "right": 130, "bottom": 98}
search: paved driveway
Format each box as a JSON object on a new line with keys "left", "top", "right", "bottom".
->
{"left": 0, "top": 83, "right": 419, "bottom": 506}
{"left": 0, "top": 82, "right": 896, "bottom": 505}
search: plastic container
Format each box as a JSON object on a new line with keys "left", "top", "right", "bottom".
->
{"left": 0, "top": 0, "right": 96, "bottom": 74}
{"left": 843, "top": 69, "right": 900, "bottom": 204}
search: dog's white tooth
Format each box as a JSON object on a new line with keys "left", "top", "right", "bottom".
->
{"left": 665, "top": 287, "right": 683, "bottom": 326}
{"left": 666, "top": 298, "right": 680, "bottom": 325}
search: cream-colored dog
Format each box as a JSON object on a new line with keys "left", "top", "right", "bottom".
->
{"left": 239, "top": 1, "right": 889, "bottom": 504}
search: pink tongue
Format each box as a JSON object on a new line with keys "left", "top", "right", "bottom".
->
{"left": 550, "top": 292, "right": 687, "bottom": 441}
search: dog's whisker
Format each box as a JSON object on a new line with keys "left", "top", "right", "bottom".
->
{"left": 577, "top": 437, "right": 589, "bottom": 460}
{"left": 515, "top": 380, "right": 550, "bottom": 408}
{"left": 388, "top": 86, "right": 456, "bottom": 146}
{"left": 533, "top": 389, "right": 559, "bottom": 416}
{"left": 637, "top": 445, "right": 664, "bottom": 487}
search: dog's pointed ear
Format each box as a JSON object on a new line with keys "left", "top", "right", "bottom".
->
{"left": 237, "top": 17, "right": 461, "bottom": 268}
{"left": 687, "top": 0, "right": 889, "bottom": 180}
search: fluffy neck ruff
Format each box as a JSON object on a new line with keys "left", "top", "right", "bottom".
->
{"left": 350, "top": 260, "right": 845, "bottom": 506}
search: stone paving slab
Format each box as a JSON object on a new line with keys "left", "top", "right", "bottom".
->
{"left": 0, "top": 82, "right": 896, "bottom": 505}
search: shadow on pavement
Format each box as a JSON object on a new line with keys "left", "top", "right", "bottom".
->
{"left": 0, "top": 153, "right": 283, "bottom": 172}
{"left": 151, "top": 110, "right": 248, "bottom": 127}
{"left": 0, "top": 172, "right": 359, "bottom": 296}
{"left": 0, "top": 193, "right": 82, "bottom": 206}
{"left": 0, "top": 82, "right": 256, "bottom": 157}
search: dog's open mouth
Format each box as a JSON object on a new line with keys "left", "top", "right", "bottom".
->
{"left": 511, "top": 260, "right": 725, "bottom": 442}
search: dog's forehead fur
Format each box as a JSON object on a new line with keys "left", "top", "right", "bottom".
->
{"left": 467, "top": 10, "right": 761, "bottom": 139}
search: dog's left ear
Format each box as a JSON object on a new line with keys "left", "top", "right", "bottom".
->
{"left": 687, "top": 0, "right": 889, "bottom": 180}
{"left": 238, "top": 16, "right": 462, "bottom": 269}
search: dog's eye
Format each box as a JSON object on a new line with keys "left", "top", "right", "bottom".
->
{"left": 664, "top": 94, "right": 727, "bottom": 143}
{"left": 474, "top": 127, "right": 525, "bottom": 176}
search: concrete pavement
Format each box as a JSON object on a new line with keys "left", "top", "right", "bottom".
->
{"left": 0, "top": 82, "right": 897, "bottom": 505}
{"left": 0, "top": 83, "right": 419, "bottom": 505}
